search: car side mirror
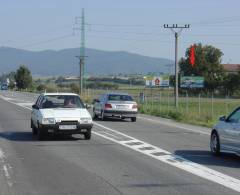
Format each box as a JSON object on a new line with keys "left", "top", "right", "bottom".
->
{"left": 32, "top": 104, "right": 39, "bottom": 110}
{"left": 219, "top": 115, "right": 226, "bottom": 121}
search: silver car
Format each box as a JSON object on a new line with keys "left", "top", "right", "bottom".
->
{"left": 210, "top": 107, "right": 240, "bottom": 156}
{"left": 93, "top": 93, "right": 138, "bottom": 122}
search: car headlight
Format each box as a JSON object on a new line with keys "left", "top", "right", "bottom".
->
{"left": 42, "top": 118, "right": 56, "bottom": 125}
{"left": 79, "top": 117, "right": 92, "bottom": 124}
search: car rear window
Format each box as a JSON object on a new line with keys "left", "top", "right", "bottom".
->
{"left": 41, "top": 95, "right": 84, "bottom": 109}
{"left": 108, "top": 94, "right": 133, "bottom": 101}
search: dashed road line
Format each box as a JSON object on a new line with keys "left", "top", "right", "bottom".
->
{"left": 2, "top": 94, "right": 240, "bottom": 193}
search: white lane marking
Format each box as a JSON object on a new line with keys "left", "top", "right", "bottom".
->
{"left": 138, "top": 116, "right": 210, "bottom": 136}
{"left": 16, "top": 102, "right": 34, "bottom": 106}
{"left": 93, "top": 124, "right": 240, "bottom": 193}
{"left": 0, "top": 96, "right": 12, "bottom": 101}
{"left": 2, "top": 95, "right": 240, "bottom": 193}
{"left": 0, "top": 95, "right": 32, "bottom": 110}
{"left": 0, "top": 148, "right": 13, "bottom": 187}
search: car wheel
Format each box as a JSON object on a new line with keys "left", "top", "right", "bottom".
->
{"left": 32, "top": 127, "right": 37, "bottom": 135}
{"left": 131, "top": 117, "right": 137, "bottom": 122}
{"left": 31, "top": 120, "right": 37, "bottom": 135}
{"left": 37, "top": 124, "right": 45, "bottom": 141}
{"left": 210, "top": 131, "right": 220, "bottom": 155}
{"left": 84, "top": 129, "right": 91, "bottom": 140}
{"left": 92, "top": 109, "right": 98, "bottom": 120}
{"left": 101, "top": 111, "right": 106, "bottom": 120}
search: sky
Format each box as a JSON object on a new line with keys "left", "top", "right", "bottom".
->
{"left": 1, "top": 0, "right": 240, "bottom": 65}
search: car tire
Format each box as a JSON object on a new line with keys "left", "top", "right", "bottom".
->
{"left": 31, "top": 120, "right": 37, "bottom": 135}
{"left": 131, "top": 117, "right": 137, "bottom": 122}
{"left": 32, "top": 127, "right": 37, "bottom": 135}
{"left": 210, "top": 131, "right": 220, "bottom": 155}
{"left": 92, "top": 109, "right": 98, "bottom": 120}
{"left": 101, "top": 111, "right": 106, "bottom": 121}
{"left": 84, "top": 129, "right": 91, "bottom": 140}
{"left": 37, "top": 123, "right": 45, "bottom": 141}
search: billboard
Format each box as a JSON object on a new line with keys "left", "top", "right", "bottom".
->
{"left": 144, "top": 75, "right": 169, "bottom": 87}
{"left": 180, "top": 76, "right": 204, "bottom": 88}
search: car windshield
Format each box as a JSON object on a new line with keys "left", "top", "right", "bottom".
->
{"left": 108, "top": 94, "right": 133, "bottom": 101}
{"left": 41, "top": 95, "right": 84, "bottom": 109}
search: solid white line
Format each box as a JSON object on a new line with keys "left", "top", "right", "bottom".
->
{"left": 138, "top": 116, "right": 210, "bottom": 135}
{"left": 2, "top": 95, "right": 240, "bottom": 193}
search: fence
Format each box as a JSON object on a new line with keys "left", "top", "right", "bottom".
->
{"left": 81, "top": 88, "right": 240, "bottom": 127}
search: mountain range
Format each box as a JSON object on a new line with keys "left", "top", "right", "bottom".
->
{"left": 0, "top": 47, "right": 174, "bottom": 76}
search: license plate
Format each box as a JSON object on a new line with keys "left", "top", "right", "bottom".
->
{"left": 116, "top": 105, "right": 127, "bottom": 109}
{"left": 81, "top": 129, "right": 87, "bottom": 133}
{"left": 59, "top": 125, "right": 77, "bottom": 130}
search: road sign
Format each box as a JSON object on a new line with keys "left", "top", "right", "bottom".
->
{"left": 144, "top": 75, "right": 169, "bottom": 87}
{"left": 180, "top": 76, "right": 204, "bottom": 88}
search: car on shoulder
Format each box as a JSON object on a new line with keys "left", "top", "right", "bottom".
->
{"left": 31, "top": 93, "right": 93, "bottom": 140}
{"left": 210, "top": 107, "right": 240, "bottom": 156}
{"left": 92, "top": 93, "right": 138, "bottom": 122}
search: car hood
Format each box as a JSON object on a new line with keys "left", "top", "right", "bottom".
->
{"left": 40, "top": 108, "right": 91, "bottom": 119}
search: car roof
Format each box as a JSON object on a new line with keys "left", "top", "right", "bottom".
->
{"left": 41, "top": 92, "right": 79, "bottom": 96}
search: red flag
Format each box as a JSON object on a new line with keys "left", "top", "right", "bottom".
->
{"left": 190, "top": 45, "right": 195, "bottom": 67}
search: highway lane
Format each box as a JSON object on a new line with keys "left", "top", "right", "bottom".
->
{"left": 0, "top": 91, "right": 239, "bottom": 195}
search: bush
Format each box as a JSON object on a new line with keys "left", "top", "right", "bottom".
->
{"left": 36, "top": 84, "right": 46, "bottom": 92}
{"left": 70, "top": 83, "right": 79, "bottom": 94}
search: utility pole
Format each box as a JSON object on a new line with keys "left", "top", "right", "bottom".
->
{"left": 164, "top": 24, "right": 190, "bottom": 109}
{"left": 74, "top": 8, "right": 86, "bottom": 95}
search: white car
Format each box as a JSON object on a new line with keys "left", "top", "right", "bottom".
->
{"left": 31, "top": 93, "right": 93, "bottom": 140}
{"left": 93, "top": 93, "right": 138, "bottom": 122}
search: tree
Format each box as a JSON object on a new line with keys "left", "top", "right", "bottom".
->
{"left": 55, "top": 76, "right": 66, "bottom": 84}
{"left": 179, "top": 43, "right": 225, "bottom": 91}
{"left": 7, "top": 71, "right": 16, "bottom": 81}
{"left": 36, "top": 84, "right": 46, "bottom": 92}
{"left": 70, "top": 83, "right": 79, "bottom": 94}
{"left": 222, "top": 73, "right": 240, "bottom": 96}
{"left": 15, "top": 65, "right": 33, "bottom": 89}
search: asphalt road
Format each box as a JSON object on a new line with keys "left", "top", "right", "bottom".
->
{"left": 0, "top": 91, "right": 240, "bottom": 195}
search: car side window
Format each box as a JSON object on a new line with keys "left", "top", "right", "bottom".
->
{"left": 228, "top": 109, "right": 240, "bottom": 123}
{"left": 99, "top": 95, "right": 105, "bottom": 102}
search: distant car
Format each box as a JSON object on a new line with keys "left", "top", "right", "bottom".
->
{"left": 93, "top": 93, "right": 138, "bottom": 122}
{"left": 31, "top": 93, "right": 93, "bottom": 140}
{"left": 210, "top": 107, "right": 240, "bottom": 155}
{"left": 1, "top": 84, "right": 8, "bottom": 90}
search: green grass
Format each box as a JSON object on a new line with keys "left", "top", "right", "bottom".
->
{"left": 27, "top": 83, "right": 240, "bottom": 128}
{"left": 77, "top": 88, "right": 240, "bottom": 127}
{"left": 137, "top": 96, "right": 240, "bottom": 127}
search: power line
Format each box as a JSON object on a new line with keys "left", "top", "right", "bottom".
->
{"left": 16, "top": 34, "right": 73, "bottom": 49}
{"left": 0, "top": 25, "right": 72, "bottom": 46}
{"left": 88, "top": 29, "right": 169, "bottom": 36}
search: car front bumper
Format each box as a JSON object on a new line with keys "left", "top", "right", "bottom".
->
{"left": 39, "top": 122, "right": 93, "bottom": 135}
